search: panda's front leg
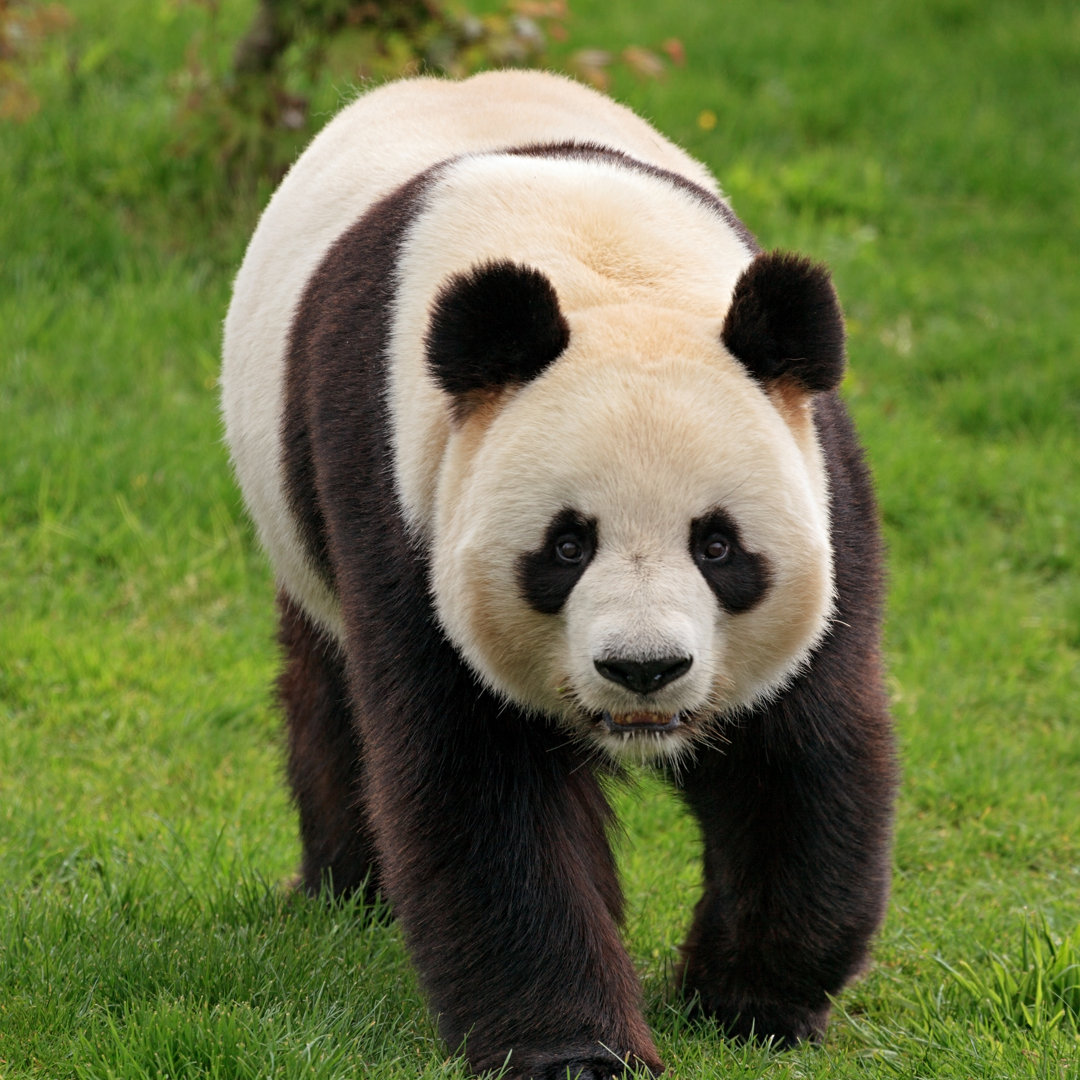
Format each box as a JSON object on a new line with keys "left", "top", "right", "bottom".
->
{"left": 674, "top": 677, "right": 896, "bottom": 1046}
{"left": 360, "top": 704, "right": 662, "bottom": 1080}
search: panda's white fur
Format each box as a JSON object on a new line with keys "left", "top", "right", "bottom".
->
{"left": 222, "top": 70, "right": 835, "bottom": 766}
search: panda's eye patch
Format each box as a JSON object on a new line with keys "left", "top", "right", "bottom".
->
{"left": 690, "top": 510, "right": 771, "bottom": 614}
{"left": 517, "top": 510, "right": 597, "bottom": 615}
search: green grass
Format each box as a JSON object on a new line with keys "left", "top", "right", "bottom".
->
{"left": 2, "top": 0, "right": 1078, "bottom": 1076}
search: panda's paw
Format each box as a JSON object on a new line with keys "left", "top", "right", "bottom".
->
{"left": 499, "top": 1051, "right": 663, "bottom": 1080}
{"left": 687, "top": 993, "right": 829, "bottom": 1048}
{"left": 531, "top": 1061, "right": 658, "bottom": 1080}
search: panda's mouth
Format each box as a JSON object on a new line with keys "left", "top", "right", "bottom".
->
{"left": 600, "top": 710, "right": 683, "bottom": 734}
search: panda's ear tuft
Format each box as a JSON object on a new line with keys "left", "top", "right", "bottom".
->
{"left": 425, "top": 261, "right": 569, "bottom": 413}
{"left": 721, "top": 250, "right": 846, "bottom": 394}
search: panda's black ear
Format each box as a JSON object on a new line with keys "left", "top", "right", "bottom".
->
{"left": 721, "top": 250, "right": 846, "bottom": 393}
{"left": 425, "top": 261, "right": 569, "bottom": 415}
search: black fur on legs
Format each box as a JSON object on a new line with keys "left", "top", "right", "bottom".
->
{"left": 277, "top": 590, "right": 380, "bottom": 904}
{"left": 673, "top": 392, "right": 896, "bottom": 1043}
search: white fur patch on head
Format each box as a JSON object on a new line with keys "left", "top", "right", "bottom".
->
{"left": 428, "top": 309, "right": 834, "bottom": 763}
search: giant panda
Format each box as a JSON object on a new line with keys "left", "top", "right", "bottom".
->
{"left": 222, "top": 70, "right": 896, "bottom": 1079}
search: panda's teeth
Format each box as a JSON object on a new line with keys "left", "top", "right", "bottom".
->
{"left": 599, "top": 709, "right": 683, "bottom": 734}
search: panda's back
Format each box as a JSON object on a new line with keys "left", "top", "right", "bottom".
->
{"left": 271, "top": 72, "right": 719, "bottom": 251}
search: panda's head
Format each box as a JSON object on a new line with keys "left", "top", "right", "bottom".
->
{"left": 424, "top": 253, "right": 846, "bottom": 765}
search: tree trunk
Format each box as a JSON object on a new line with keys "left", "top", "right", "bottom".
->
{"left": 232, "top": 0, "right": 294, "bottom": 78}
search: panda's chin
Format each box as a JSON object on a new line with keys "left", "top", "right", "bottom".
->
{"left": 587, "top": 711, "right": 698, "bottom": 768}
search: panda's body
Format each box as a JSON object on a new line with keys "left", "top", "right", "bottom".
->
{"left": 222, "top": 71, "right": 895, "bottom": 1079}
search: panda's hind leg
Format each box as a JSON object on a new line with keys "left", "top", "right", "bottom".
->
{"left": 276, "top": 590, "right": 381, "bottom": 905}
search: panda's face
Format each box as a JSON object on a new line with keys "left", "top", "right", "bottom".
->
{"left": 429, "top": 308, "right": 834, "bottom": 765}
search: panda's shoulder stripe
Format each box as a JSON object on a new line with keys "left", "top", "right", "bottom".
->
{"left": 501, "top": 140, "right": 760, "bottom": 254}
{"left": 282, "top": 165, "right": 442, "bottom": 593}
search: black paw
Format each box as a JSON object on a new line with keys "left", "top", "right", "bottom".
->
{"left": 499, "top": 1053, "right": 662, "bottom": 1079}
{"left": 686, "top": 993, "right": 829, "bottom": 1047}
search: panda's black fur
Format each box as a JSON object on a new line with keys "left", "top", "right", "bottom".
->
{"left": 225, "top": 72, "right": 896, "bottom": 1079}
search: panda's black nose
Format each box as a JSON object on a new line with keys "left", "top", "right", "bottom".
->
{"left": 594, "top": 656, "right": 692, "bottom": 695}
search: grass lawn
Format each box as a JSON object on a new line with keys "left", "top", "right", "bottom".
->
{"left": 1, "top": 0, "right": 1078, "bottom": 1076}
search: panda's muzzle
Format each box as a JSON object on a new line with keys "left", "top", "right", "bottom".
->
{"left": 593, "top": 656, "right": 691, "bottom": 733}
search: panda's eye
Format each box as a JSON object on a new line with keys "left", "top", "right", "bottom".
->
{"left": 554, "top": 535, "right": 585, "bottom": 564}
{"left": 518, "top": 510, "right": 597, "bottom": 615}
{"left": 690, "top": 510, "right": 771, "bottom": 614}
{"left": 701, "top": 533, "right": 732, "bottom": 563}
